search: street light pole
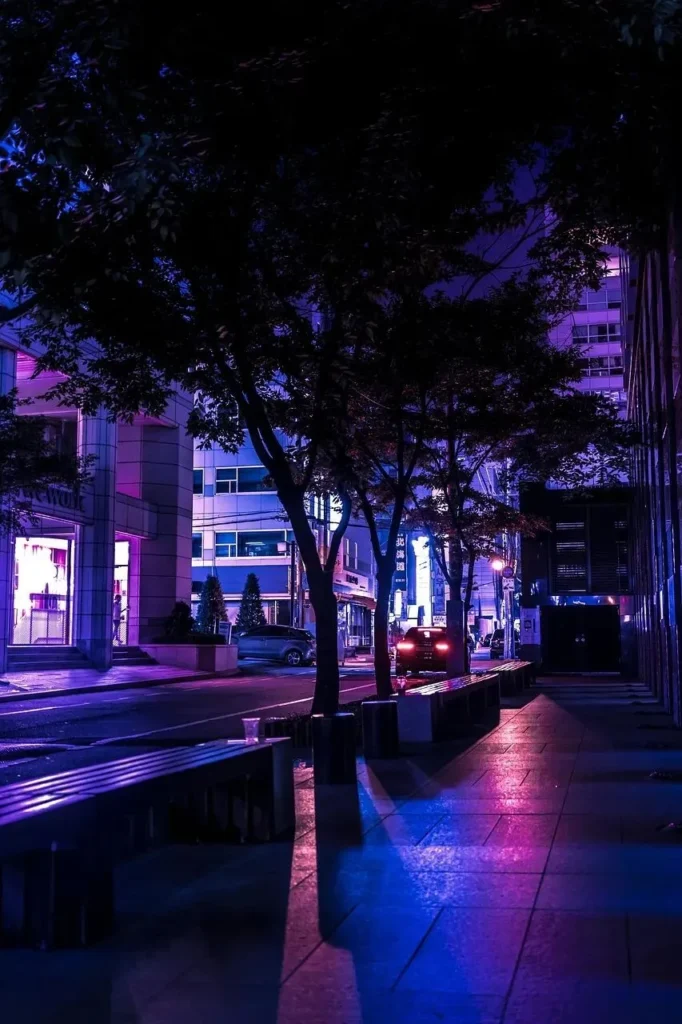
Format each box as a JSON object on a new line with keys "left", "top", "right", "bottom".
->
{"left": 290, "top": 541, "right": 297, "bottom": 627}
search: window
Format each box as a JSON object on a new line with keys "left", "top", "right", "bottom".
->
{"left": 192, "top": 533, "right": 203, "bottom": 559}
{"left": 598, "top": 388, "right": 627, "bottom": 407}
{"left": 237, "top": 466, "right": 275, "bottom": 493}
{"left": 578, "top": 355, "right": 624, "bottom": 377}
{"left": 43, "top": 417, "right": 77, "bottom": 459}
{"left": 215, "top": 468, "right": 237, "bottom": 494}
{"left": 576, "top": 279, "right": 621, "bottom": 311}
{"left": 193, "top": 469, "right": 204, "bottom": 495}
{"left": 215, "top": 532, "right": 237, "bottom": 558}
{"left": 572, "top": 323, "right": 622, "bottom": 344}
{"left": 237, "top": 530, "right": 287, "bottom": 557}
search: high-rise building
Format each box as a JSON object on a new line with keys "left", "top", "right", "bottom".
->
{"left": 549, "top": 255, "right": 626, "bottom": 414}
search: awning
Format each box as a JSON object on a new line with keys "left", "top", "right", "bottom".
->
{"left": 336, "top": 592, "right": 376, "bottom": 611}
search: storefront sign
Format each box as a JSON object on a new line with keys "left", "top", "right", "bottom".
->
{"left": 19, "top": 485, "right": 92, "bottom": 524}
{"left": 394, "top": 532, "right": 407, "bottom": 590}
{"left": 334, "top": 568, "right": 370, "bottom": 596}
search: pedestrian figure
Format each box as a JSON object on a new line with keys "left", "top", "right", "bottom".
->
{"left": 113, "top": 593, "right": 124, "bottom": 644}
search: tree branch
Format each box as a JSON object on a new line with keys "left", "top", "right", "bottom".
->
{"left": 324, "top": 489, "right": 352, "bottom": 573}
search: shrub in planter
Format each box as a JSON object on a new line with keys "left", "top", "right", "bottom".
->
{"left": 164, "top": 601, "right": 195, "bottom": 641}
{"left": 187, "top": 632, "right": 226, "bottom": 646}
{"left": 151, "top": 631, "right": 227, "bottom": 645}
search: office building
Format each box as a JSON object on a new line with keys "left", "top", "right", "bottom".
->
{"left": 192, "top": 437, "right": 377, "bottom": 649}
{"left": 0, "top": 339, "right": 193, "bottom": 673}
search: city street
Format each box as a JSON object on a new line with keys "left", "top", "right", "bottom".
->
{"left": 0, "top": 664, "right": 378, "bottom": 783}
{"left": 0, "top": 653, "right": 493, "bottom": 784}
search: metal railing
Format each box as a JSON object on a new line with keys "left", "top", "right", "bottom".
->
{"left": 13, "top": 598, "right": 71, "bottom": 646}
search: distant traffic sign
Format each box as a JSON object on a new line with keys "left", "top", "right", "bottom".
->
{"left": 502, "top": 576, "right": 514, "bottom": 591}
{"left": 501, "top": 565, "right": 514, "bottom": 579}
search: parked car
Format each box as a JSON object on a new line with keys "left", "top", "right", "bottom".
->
{"left": 237, "top": 625, "right": 316, "bottom": 666}
{"left": 489, "top": 628, "right": 520, "bottom": 659}
{"left": 480, "top": 632, "right": 493, "bottom": 648}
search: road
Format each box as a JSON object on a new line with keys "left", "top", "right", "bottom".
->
{"left": 0, "top": 651, "right": 494, "bottom": 784}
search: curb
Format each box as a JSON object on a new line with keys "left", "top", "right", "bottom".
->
{"left": 0, "top": 670, "right": 237, "bottom": 705}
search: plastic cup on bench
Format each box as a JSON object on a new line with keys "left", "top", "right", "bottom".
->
{"left": 242, "top": 717, "right": 261, "bottom": 744}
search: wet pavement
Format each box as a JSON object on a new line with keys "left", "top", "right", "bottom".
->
{"left": 3, "top": 676, "right": 682, "bottom": 1023}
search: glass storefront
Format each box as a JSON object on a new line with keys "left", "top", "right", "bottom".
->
{"left": 113, "top": 539, "right": 130, "bottom": 646}
{"left": 12, "top": 535, "right": 74, "bottom": 645}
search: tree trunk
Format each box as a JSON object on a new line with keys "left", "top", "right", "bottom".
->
{"left": 282, "top": 490, "right": 345, "bottom": 716}
{"left": 463, "top": 548, "right": 476, "bottom": 673}
{"left": 446, "top": 538, "right": 466, "bottom": 677}
{"left": 307, "top": 569, "right": 340, "bottom": 715}
{"left": 374, "top": 560, "right": 394, "bottom": 699}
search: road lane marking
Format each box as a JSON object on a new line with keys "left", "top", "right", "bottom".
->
{"left": 1, "top": 704, "right": 62, "bottom": 716}
{"left": 95, "top": 680, "right": 378, "bottom": 745}
{"left": 0, "top": 696, "right": 139, "bottom": 718}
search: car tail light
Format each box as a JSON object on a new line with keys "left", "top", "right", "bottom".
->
{"left": 435, "top": 641, "right": 449, "bottom": 651}
{"left": 396, "top": 641, "right": 415, "bottom": 652}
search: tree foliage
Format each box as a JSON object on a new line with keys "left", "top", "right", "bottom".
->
{"left": 235, "top": 573, "right": 267, "bottom": 634}
{"left": 195, "top": 575, "right": 227, "bottom": 635}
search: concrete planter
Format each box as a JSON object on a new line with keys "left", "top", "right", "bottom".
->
{"left": 141, "top": 644, "right": 239, "bottom": 674}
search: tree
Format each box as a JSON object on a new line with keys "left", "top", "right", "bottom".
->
{"left": 195, "top": 575, "right": 227, "bottom": 635}
{"left": 235, "top": 573, "right": 267, "bottom": 634}
{"left": 410, "top": 331, "right": 634, "bottom": 673}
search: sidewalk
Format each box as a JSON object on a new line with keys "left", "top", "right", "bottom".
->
{"left": 0, "top": 663, "right": 220, "bottom": 703}
{"left": 5, "top": 675, "right": 682, "bottom": 1023}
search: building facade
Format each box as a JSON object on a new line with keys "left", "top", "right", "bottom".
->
{"left": 0, "top": 340, "right": 193, "bottom": 673}
{"left": 192, "top": 438, "right": 377, "bottom": 649}
{"left": 549, "top": 253, "right": 626, "bottom": 413}
{"left": 623, "top": 223, "right": 682, "bottom": 724}
{"left": 518, "top": 256, "right": 633, "bottom": 671}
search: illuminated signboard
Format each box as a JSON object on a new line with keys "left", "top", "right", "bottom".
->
{"left": 394, "top": 532, "right": 407, "bottom": 590}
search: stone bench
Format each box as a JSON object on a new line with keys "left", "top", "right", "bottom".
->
{"left": 474, "top": 659, "right": 536, "bottom": 695}
{"left": 0, "top": 738, "right": 294, "bottom": 948}
{"left": 396, "top": 673, "right": 501, "bottom": 748}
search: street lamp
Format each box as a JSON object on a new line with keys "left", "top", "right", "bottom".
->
{"left": 490, "top": 556, "right": 515, "bottom": 659}
{"left": 277, "top": 540, "right": 297, "bottom": 627}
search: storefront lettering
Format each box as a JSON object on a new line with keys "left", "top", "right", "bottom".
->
{"left": 20, "top": 486, "right": 86, "bottom": 515}
{"left": 345, "top": 573, "right": 359, "bottom": 586}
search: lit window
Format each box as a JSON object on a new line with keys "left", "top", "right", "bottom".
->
{"left": 193, "top": 470, "right": 204, "bottom": 495}
{"left": 215, "top": 532, "right": 237, "bottom": 558}
{"left": 192, "top": 533, "right": 203, "bottom": 559}
{"left": 215, "top": 468, "right": 237, "bottom": 494}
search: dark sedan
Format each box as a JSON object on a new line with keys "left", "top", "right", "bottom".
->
{"left": 489, "top": 628, "right": 520, "bottom": 659}
{"left": 395, "top": 626, "right": 453, "bottom": 675}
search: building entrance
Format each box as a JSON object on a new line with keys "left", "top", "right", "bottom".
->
{"left": 12, "top": 534, "right": 74, "bottom": 645}
{"left": 114, "top": 540, "right": 130, "bottom": 646}
{"left": 541, "top": 604, "right": 621, "bottom": 672}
